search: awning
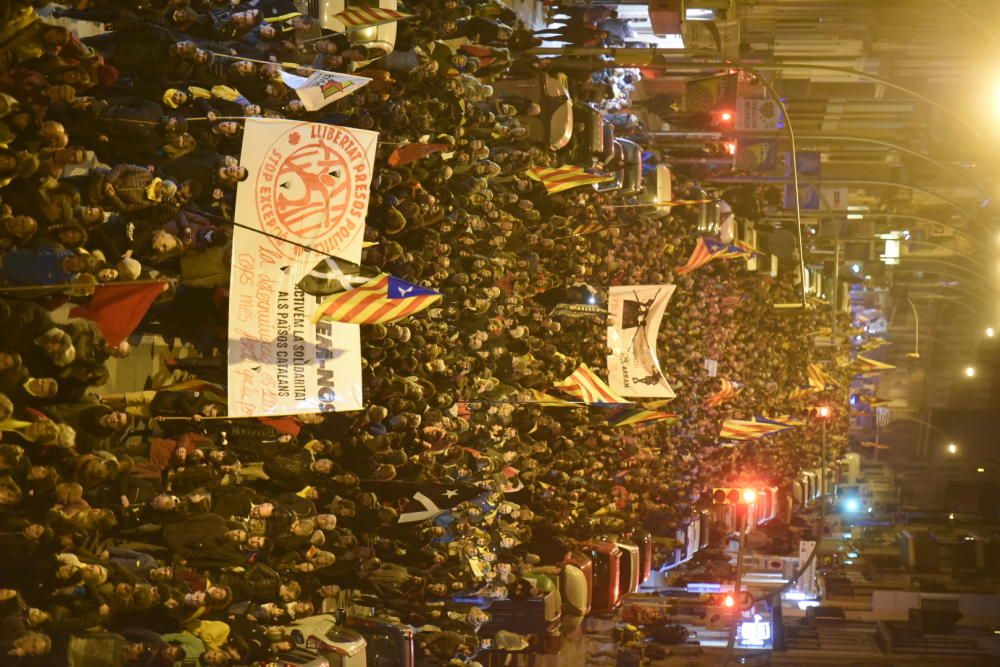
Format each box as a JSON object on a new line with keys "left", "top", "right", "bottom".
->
{"left": 648, "top": 0, "right": 683, "bottom": 35}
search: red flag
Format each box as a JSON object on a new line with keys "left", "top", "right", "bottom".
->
{"left": 260, "top": 416, "right": 302, "bottom": 437}
{"left": 69, "top": 282, "right": 167, "bottom": 346}
{"left": 388, "top": 143, "right": 449, "bottom": 167}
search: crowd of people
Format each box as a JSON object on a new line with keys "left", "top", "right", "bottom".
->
{"left": 0, "top": 0, "right": 849, "bottom": 665}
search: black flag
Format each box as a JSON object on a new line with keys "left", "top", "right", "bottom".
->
{"left": 297, "top": 256, "right": 380, "bottom": 297}
{"left": 359, "top": 480, "right": 485, "bottom": 523}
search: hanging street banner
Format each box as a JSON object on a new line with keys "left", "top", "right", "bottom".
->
{"left": 782, "top": 151, "right": 822, "bottom": 210}
{"left": 228, "top": 119, "right": 378, "bottom": 417}
{"left": 736, "top": 97, "right": 782, "bottom": 131}
{"left": 606, "top": 284, "right": 677, "bottom": 399}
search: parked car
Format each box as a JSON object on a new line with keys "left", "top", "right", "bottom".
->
{"left": 614, "top": 538, "right": 641, "bottom": 596}
{"left": 562, "top": 102, "right": 605, "bottom": 164}
{"left": 490, "top": 73, "right": 573, "bottom": 151}
{"left": 255, "top": 646, "right": 332, "bottom": 667}
{"left": 477, "top": 589, "right": 561, "bottom": 640}
{"left": 283, "top": 614, "right": 366, "bottom": 667}
{"left": 561, "top": 551, "right": 592, "bottom": 633}
{"left": 579, "top": 540, "right": 623, "bottom": 615}
{"left": 344, "top": 615, "right": 415, "bottom": 667}
{"left": 311, "top": 0, "right": 397, "bottom": 63}
{"left": 617, "top": 138, "right": 644, "bottom": 197}
{"left": 594, "top": 139, "right": 624, "bottom": 193}
{"left": 624, "top": 528, "right": 653, "bottom": 586}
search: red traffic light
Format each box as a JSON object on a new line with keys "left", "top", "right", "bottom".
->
{"left": 720, "top": 111, "right": 733, "bottom": 122}
{"left": 816, "top": 405, "right": 832, "bottom": 419}
{"left": 741, "top": 489, "right": 757, "bottom": 503}
{"left": 723, "top": 594, "right": 735, "bottom": 608}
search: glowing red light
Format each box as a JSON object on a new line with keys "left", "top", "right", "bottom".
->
{"left": 724, "top": 594, "right": 735, "bottom": 608}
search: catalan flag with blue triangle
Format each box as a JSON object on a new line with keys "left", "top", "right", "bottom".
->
{"left": 607, "top": 407, "right": 678, "bottom": 428}
{"left": 719, "top": 418, "right": 793, "bottom": 441}
{"left": 310, "top": 274, "right": 441, "bottom": 325}
{"left": 676, "top": 237, "right": 754, "bottom": 275}
{"left": 754, "top": 414, "right": 804, "bottom": 427}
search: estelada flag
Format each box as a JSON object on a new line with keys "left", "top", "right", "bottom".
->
{"left": 859, "top": 395, "right": 890, "bottom": 407}
{"left": 675, "top": 237, "right": 747, "bottom": 275}
{"left": 310, "top": 274, "right": 440, "bottom": 325}
{"left": 526, "top": 165, "right": 613, "bottom": 194}
{"left": 607, "top": 407, "right": 678, "bottom": 427}
{"left": 554, "top": 364, "right": 629, "bottom": 406}
{"left": 388, "top": 143, "right": 449, "bottom": 167}
{"left": 69, "top": 281, "right": 167, "bottom": 347}
{"left": 719, "top": 418, "right": 793, "bottom": 441}
{"left": 807, "top": 362, "right": 839, "bottom": 390}
{"left": 527, "top": 388, "right": 577, "bottom": 408}
{"left": 856, "top": 354, "right": 896, "bottom": 371}
{"left": 325, "top": 7, "right": 412, "bottom": 31}
{"left": 704, "top": 378, "right": 742, "bottom": 408}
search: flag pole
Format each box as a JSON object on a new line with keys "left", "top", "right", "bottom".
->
{"left": 109, "top": 116, "right": 250, "bottom": 126}
{"left": 186, "top": 208, "right": 348, "bottom": 261}
{"left": 0, "top": 279, "right": 168, "bottom": 294}
{"left": 153, "top": 415, "right": 235, "bottom": 422}
{"left": 602, "top": 199, "right": 713, "bottom": 209}
{"left": 208, "top": 52, "right": 343, "bottom": 77}
{"left": 460, "top": 399, "right": 638, "bottom": 407}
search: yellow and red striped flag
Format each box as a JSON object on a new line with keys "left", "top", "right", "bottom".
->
{"left": 526, "top": 165, "right": 613, "bottom": 194}
{"left": 554, "top": 364, "right": 629, "bottom": 405}
{"left": 719, "top": 419, "right": 793, "bottom": 441}
{"left": 859, "top": 395, "right": 890, "bottom": 407}
{"left": 607, "top": 408, "right": 678, "bottom": 427}
{"left": 856, "top": 354, "right": 895, "bottom": 371}
{"left": 704, "top": 378, "right": 742, "bottom": 408}
{"left": 527, "top": 389, "right": 577, "bottom": 408}
{"left": 325, "top": 7, "right": 412, "bottom": 31}
{"left": 807, "top": 362, "right": 839, "bottom": 390}
{"left": 788, "top": 385, "right": 815, "bottom": 401}
{"left": 310, "top": 274, "right": 440, "bottom": 325}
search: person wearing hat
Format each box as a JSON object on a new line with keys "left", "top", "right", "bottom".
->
{"left": 87, "top": 163, "right": 177, "bottom": 214}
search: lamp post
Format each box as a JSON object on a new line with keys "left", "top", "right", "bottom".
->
{"left": 906, "top": 298, "right": 921, "bottom": 360}
{"left": 816, "top": 405, "right": 833, "bottom": 500}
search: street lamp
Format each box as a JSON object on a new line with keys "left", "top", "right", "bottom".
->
{"left": 815, "top": 405, "right": 833, "bottom": 500}
{"left": 965, "top": 366, "right": 977, "bottom": 378}
{"left": 905, "top": 298, "right": 920, "bottom": 359}
{"left": 987, "top": 327, "right": 995, "bottom": 338}
{"left": 947, "top": 443, "right": 958, "bottom": 455}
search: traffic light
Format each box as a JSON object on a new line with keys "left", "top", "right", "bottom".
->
{"left": 712, "top": 487, "right": 762, "bottom": 505}
{"left": 702, "top": 591, "right": 756, "bottom": 628}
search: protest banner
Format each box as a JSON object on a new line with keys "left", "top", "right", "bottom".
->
{"left": 607, "top": 284, "right": 677, "bottom": 399}
{"left": 228, "top": 119, "right": 378, "bottom": 416}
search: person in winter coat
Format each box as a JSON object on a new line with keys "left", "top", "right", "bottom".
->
{"left": 88, "top": 164, "right": 177, "bottom": 214}
{"left": 0, "top": 244, "right": 96, "bottom": 286}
